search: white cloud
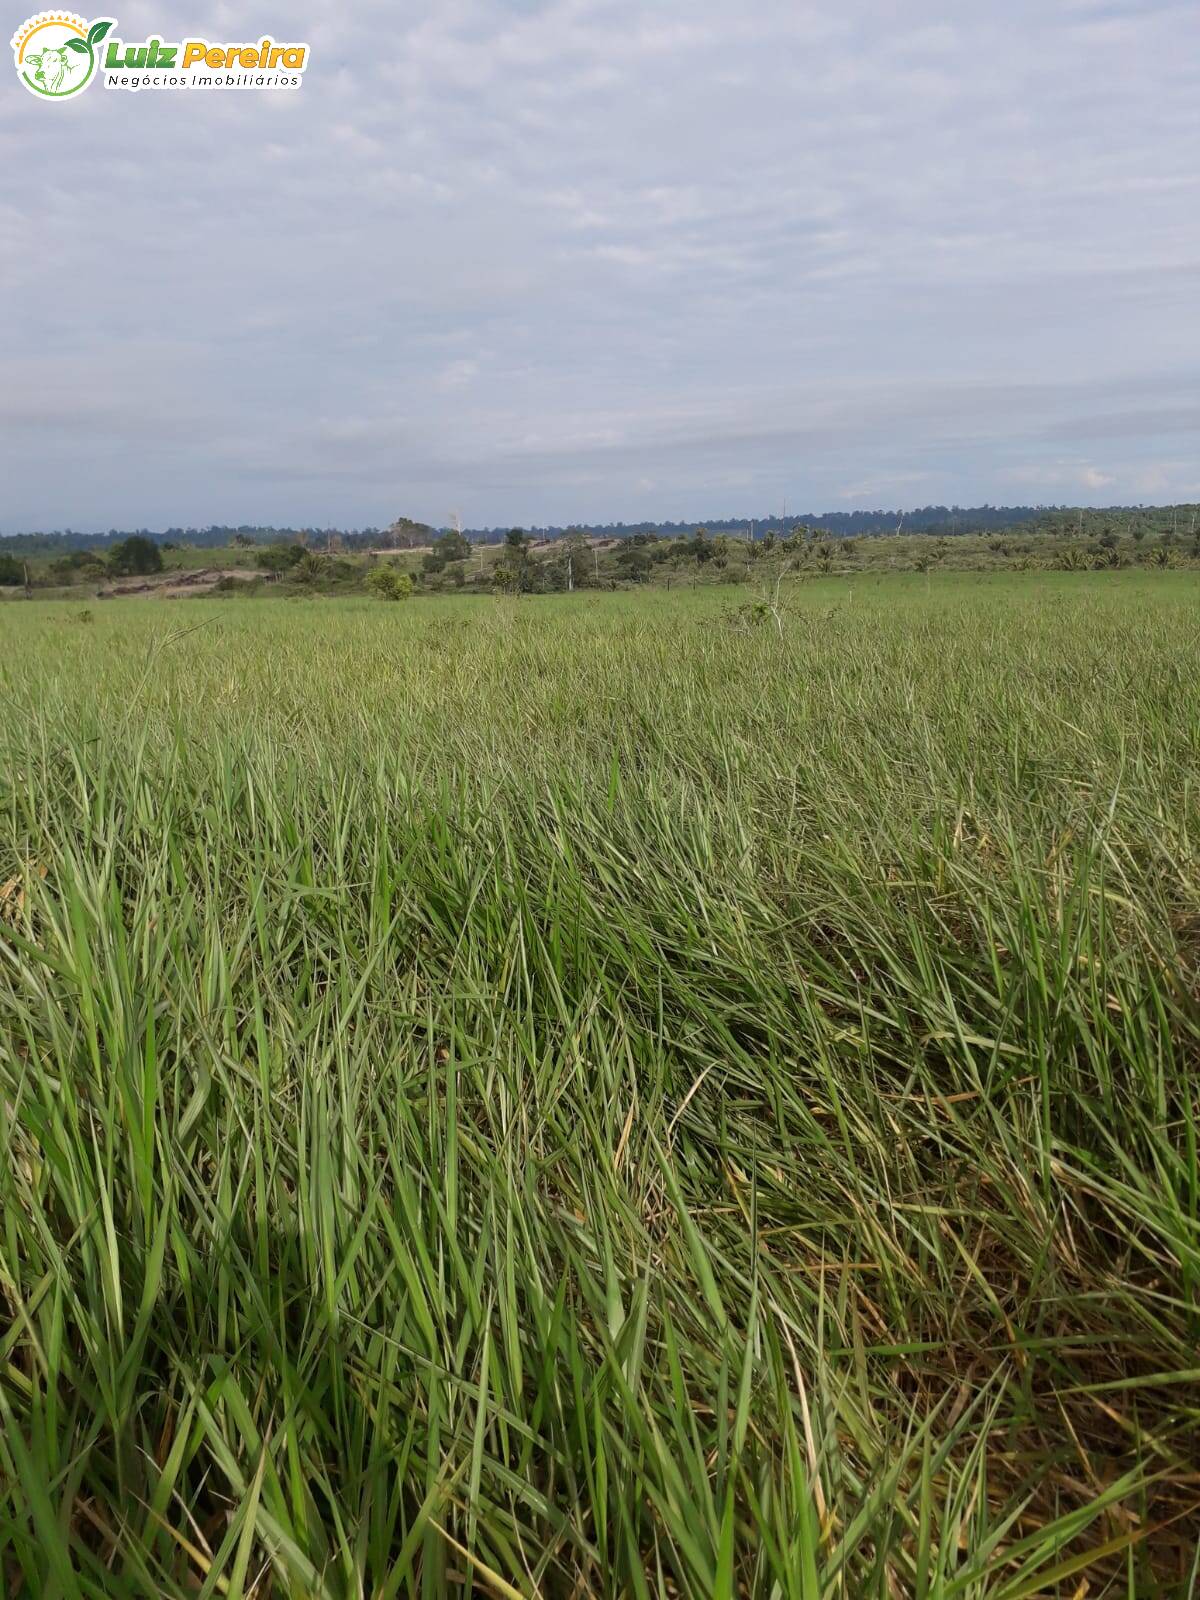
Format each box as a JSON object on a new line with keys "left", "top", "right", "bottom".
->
{"left": 435, "top": 359, "right": 481, "bottom": 391}
{"left": 1, "top": 0, "right": 1198, "bottom": 529}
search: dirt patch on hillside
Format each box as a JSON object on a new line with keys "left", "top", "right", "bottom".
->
{"left": 362, "top": 545, "right": 433, "bottom": 558}
{"left": 98, "top": 568, "right": 257, "bottom": 599}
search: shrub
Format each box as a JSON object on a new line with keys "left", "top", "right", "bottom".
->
{"left": 295, "top": 552, "right": 331, "bottom": 584}
{"left": 51, "top": 552, "right": 107, "bottom": 584}
{"left": 257, "top": 543, "right": 305, "bottom": 575}
{"left": 615, "top": 547, "right": 652, "bottom": 583}
{"left": 366, "top": 566, "right": 413, "bottom": 601}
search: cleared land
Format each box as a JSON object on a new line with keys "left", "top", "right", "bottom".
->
{"left": 2, "top": 575, "right": 1200, "bottom": 1596}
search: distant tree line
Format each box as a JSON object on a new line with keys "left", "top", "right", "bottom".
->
{"left": 463, "top": 505, "right": 1056, "bottom": 542}
{"left": 0, "top": 536, "right": 165, "bottom": 586}
{"left": 4, "top": 504, "right": 1198, "bottom": 563}
{"left": 0, "top": 525, "right": 387, "bottom": 556}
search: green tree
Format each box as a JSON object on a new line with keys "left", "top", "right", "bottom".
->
{"left": 256, "top": 543, "right": 305, "bottom": 575}
{"left": 107, "top": 536, "right": 163, "bottom": 576}
{"left": 493, "top": 530, "right": 538, "bottom": 592}
{"left": 0, "top": 555, "right": 23, "bottom": 586}
{"left": 433, "top": 530, "right": 471, "bottom": 564}
{"left": 562, "top": 532, "right": 590, "bottom": 589}
{"left": 615, "top": 545, "right": 651, "bottom": 583}
{"left": 366, "top": 566, "right": 413, "bottom": 601}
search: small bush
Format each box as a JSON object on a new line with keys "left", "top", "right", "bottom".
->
{"left": 366, "top": 566, "right": 413, "bottom": 601}
{"left": 295, "top": 553, "right": 331, "bottom": 584}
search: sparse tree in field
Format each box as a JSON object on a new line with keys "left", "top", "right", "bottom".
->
{"left": 492, "top": 528, "right": 540, "bottom": 592}
{"left": 562, "top": 532, "right": 589, "bottom": 590}
{"left": 728, "top": 556, "right": 797, "bottom": 637}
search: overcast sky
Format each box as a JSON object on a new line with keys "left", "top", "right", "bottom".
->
{"left": 3, "top": 0, "right": 1198, "bottom": 531}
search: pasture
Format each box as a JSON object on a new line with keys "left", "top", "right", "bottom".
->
{"left": 2, "top": 574, "right": 1200, "bottom": 1596}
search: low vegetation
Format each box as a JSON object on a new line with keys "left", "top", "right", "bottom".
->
{"left": 366, "top": 565, "right": 414, "bottom": 601}
{"left": 2, "top": 575, "right": 1199, "bottom": 1595}
{"left": 5, "top": 506, "right": 1200, "bottom": 605}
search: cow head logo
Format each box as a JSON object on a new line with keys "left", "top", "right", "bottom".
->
{"left": 11, "top": 12, "right": 114, "bottom": 98}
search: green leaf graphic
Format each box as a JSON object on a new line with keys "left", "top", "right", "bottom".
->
{"left": 65, "top": 37, "right": 89, "bottom": 52}
{"left": 87, "top": 19, "right": 112, "bottom": 45}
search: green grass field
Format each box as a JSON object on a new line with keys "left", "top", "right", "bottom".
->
{"left": 3, "top": 575, "right": 1200, "bottom": 1597}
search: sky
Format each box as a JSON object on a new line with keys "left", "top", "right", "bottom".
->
{"left": 2, "top": 0, "right": 1198, "bottom": 532}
